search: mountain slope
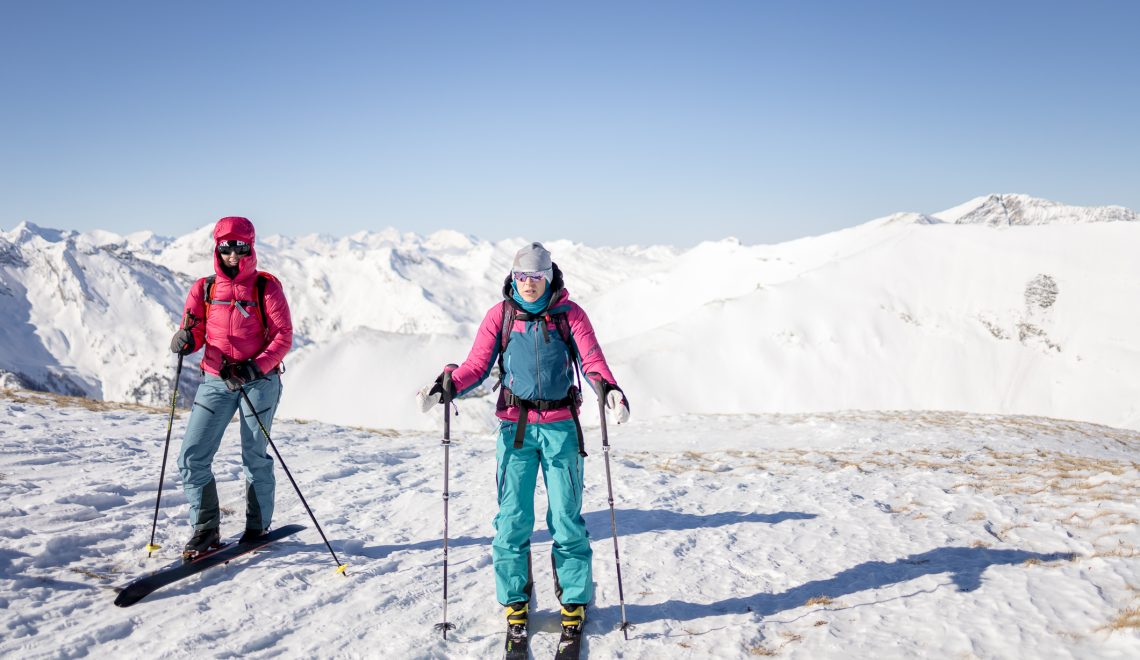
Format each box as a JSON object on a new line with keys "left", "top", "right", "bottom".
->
{"left": 602, "top": 221, "right": 1140, "bottom": 429}
{"left": 1, "top": 194, "right": 1137, "bottom": 432}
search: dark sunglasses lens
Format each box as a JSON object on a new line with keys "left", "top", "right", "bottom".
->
{"left": 218, "top": 243, "right": 249, "bottom": 256}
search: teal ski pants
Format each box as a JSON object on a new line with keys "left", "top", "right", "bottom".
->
{"left": 493, "top": 418, "right": 592, "bottom": 606}
{"left": 177, "top": 372, "right": 280, "bottom": 532}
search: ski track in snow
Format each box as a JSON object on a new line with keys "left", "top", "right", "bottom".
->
{"left": 2, "top": 391, "right": 1139, "bottom": 658}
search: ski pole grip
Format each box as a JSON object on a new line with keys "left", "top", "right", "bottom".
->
{"left": 441, "top": 364, "right": 457, "bottom": 404}
{"left": 585, "top": 372, "right": 606, "bottom": 398}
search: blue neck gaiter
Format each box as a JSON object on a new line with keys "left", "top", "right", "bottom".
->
{"left": 512, "top": 281, "right": 553, "bottom": 314}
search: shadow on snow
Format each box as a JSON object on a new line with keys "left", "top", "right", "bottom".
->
{"left": 355, "top": 509, "right": 816, "bottom": 559}
{"left": 591, "top": 546, "right": 1075, "bottom": 632}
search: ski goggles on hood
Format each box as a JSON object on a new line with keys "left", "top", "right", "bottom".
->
{"left": 513, "top": 269, "right": 551, "bottom": 283}
{"left": 216, "top": 240, "right": 251, "bottom": 256}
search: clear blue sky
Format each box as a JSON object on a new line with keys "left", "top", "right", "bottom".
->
{"left": 2, "top": 1, "right": 1136, "bottom": 246}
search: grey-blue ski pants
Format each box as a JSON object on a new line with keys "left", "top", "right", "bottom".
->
{"left": 177, "top": 372, "right": 281, "bottom": 531}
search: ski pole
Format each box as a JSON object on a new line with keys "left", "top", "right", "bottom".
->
{"left": 145, "top": 352, "right": 184, "bottom": 557}
{"left": 238, "top": 384, "right": 348, "bottom": 576}
{"left": 586, "top": 373, "right": 631, "bottom": 639}
{"left": 145, "top": 314, "right": 197, "bottom": 557}
{"left": 434, "top": 365, "right": 458, "bottom": 639}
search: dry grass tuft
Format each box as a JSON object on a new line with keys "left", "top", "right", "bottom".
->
{"left": 1088, "top": 547, "right": 1140, "bottom": 559}
{"left": 1104, "top": 608, "right": 1140, "bottom": 631}
{"left": 2, "top": 388, "right": 163, "bottom": 413}
{"left": 70, "top": 567, "right": 118, "bottom": 581}
{"left": 805, "top": 596, "right": 834, "bottom": 607}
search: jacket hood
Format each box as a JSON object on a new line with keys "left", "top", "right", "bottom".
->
{"left": 213, "top": 216, "right": 256, "bottom": 244}
{"left": 212, "top": 216, "right": 258, "bottom": 281}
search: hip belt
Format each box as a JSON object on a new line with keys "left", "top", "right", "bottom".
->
{"left": 503, "top": 386, "right": 586, "bottom": 457}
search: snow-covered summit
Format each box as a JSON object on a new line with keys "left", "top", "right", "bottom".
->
{"left": 3, "top": 220, "right": 74, "bottom": 244}
{"left": 933, "top": 193, "right": 1138, "bottom": 226}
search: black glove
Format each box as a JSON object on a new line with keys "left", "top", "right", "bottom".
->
{"left": 430, "top": 369, "right": 457, "bottom": 403}
{"left": 170, "top": 328, "right": 195, "bottom": 355}
{"left": 219, "top": 360, "right": 263, "bottom": 391}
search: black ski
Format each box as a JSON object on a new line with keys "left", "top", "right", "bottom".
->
{"left": 113, "top": 524, "right": 305, "bottom": 607}
{"left": 554, "top": 626, "right": 582, "bottom": 660}
{"left": 504, "top": 623, "right": 529, "bottom": 660}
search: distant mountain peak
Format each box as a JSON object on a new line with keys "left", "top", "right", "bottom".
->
{"left": 4, "top": 221, "right": 72, "bottom": 244}
{"left": 932, "top": 194, "right": 1137, "bottom": 226}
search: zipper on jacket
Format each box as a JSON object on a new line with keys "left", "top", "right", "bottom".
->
{"left": 534, "top": 321, "right": 543, "bottom": 400}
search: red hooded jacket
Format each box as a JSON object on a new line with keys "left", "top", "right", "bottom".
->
{"left": 181, "top": 216, "right": 293, "bottom": 377}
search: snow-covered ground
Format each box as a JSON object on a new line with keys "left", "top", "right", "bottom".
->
{"left": 3, "top": 390, "right": 1138, "bottom": 658}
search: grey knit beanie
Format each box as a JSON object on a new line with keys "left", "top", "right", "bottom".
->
{"left": 512, "top": 242, "right": 552, "bottom": 273}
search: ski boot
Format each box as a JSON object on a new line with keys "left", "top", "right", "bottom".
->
{"left": 560, "top": 604, "right": 585, "bottom": 634}
{"left": 504, "top": 602, "right": 529, "bottom": 659}
{"left": 556, "top": 604, "right": 586, "bottom": 659}
{"left": 239, "top": 527, "right": 268, "bottom": 543}
{"left": 182, "top": 527, "right": 222, "bottom": 563}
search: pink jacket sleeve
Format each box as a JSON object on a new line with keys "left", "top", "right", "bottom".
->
{"left": 450, "top": 302, "right": 505, "bottom": 396}
{"left": 183, "top": 279, "right": 207, "bottom": 351}
{"left": 567, "top": 302, "right": 619, "bottom": 393}
{"left": 253, "top": 277, "right": 293, "bottom": 375}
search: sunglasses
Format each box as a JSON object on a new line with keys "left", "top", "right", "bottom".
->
{"left": 217, "top": 241, "right": 251, "bottom": 256}
{"left": 513, "top": 271, "right": 546, "bottom": 283}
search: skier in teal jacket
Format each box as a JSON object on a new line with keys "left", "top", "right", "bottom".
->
{"left": 418, "top": 242, "right": 630, "bottom": 636}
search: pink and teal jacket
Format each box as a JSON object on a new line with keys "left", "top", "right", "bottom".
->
{"left": 450, "top": 275, "right": 619, "bottom": 425}
{"left": 181, "top": 216, "right": 293, "bottom": 377}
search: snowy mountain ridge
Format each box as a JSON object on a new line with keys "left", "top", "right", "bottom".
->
{"left": 933, "top": 193, "right": 1138, "bottom": 226}
{"left": 1, "top": 193, "right": 1138, "bottom": 432}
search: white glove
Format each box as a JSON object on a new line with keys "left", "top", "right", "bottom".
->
{"left": 418, "top": 365, "right": 459, "bottom": 414}
{"left": 417, "top": 383, "right": 442, "bottom": 413}
{"left": 606, "top": 389, "right": 630, "bottom": 424}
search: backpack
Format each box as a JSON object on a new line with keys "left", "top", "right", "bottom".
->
{"left": 200, "top": 272, "right": 278, "bottom": 341}
{"left": 495, "top": 302, "right": 581, "bottom": 393}
{"left": 495, "top": 301, "right": 587, "bottom": 456}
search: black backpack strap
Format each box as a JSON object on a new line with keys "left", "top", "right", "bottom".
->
{"left": 513, "top": 400, "right": 534, "bottom": 449}
{"left": 552, "top": 312, "right": 581, "bottom": 392}
{"left": 568, "top": 387, "right": 586, "bottom": 457}
{"left": 256, "top": 273, "right": 269, "bottom": 336}
{"left": 551, "top": 313, "right": 585, "bottom": 455}
{"left": 495, "top": 303, "right": 517, "bottom": 391}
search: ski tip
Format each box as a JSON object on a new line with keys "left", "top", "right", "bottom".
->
{"left": 145, "top": 543, "right": 161, "bottom": 553}
{"left": 336, "top": 564, "right": 348, "bottom": 575}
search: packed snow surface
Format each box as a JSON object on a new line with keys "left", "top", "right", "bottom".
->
{"left": 2, "top": 391, "right": 1139, "bottom": 658}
